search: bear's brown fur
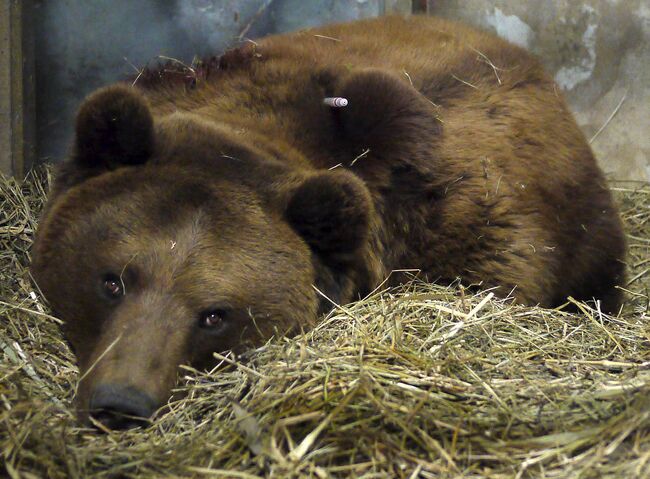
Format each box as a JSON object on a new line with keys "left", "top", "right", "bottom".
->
{"left": 31, "top": 15, "right": 626, "bottom": 428}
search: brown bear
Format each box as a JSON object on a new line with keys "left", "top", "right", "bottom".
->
{"left": 31, "top": 15, "right": 626, "bottom": 429}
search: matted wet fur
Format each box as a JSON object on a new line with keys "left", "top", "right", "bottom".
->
{"left": 31, "top": 15, "right": 625, "bottom": 427}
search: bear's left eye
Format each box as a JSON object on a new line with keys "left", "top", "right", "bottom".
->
{"left": 199, "top": 309, "right": 227, "bottom": 330}
{"left": 102, "top": 274, "right": 123, "bottom": 299}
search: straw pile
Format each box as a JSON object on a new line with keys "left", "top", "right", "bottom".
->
{"left": 1, "top": 171, "right": 649, "bottom": 479}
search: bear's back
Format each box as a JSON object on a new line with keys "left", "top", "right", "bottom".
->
{"left": 135, "top": 15, "right": 625, "bottom": 311}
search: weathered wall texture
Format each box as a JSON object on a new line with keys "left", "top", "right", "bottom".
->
{"left": 429, "top": 0, "right": 650, "bottom": 181}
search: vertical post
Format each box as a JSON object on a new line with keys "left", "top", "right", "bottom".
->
{"left": 0, "top": 0, "right": 35, "bottom": 178}
{"left": 412, "top": 0, "right": 429, "bottom": 13}
{"left": 384, "top": 0, "right": 413, "bottom": 15}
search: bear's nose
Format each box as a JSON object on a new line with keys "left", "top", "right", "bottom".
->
{"left": 89, "top": 383, "right": 157, "bottom": 430}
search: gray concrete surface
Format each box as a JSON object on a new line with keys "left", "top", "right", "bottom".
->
{"left": 428, "top": 0, "right": 650, "bottom": 181}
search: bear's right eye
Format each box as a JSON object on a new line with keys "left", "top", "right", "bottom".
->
{"left": 198, "top": 309, "right": 227, "bottom": 330}
{"left": 102, "top": 274, "right": 124, "bottom": 299}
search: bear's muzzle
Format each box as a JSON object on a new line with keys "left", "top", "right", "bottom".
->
{"left": 89, "top": 383, "right": 157, "bottom": 430}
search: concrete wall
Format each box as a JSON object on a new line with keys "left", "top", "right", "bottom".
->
{"left": 428, "top": 0, "right": 650, "bottom": 181}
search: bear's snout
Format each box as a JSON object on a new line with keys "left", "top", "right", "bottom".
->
{"left": 89, "top": 383, "right": 157, "bottom": 430}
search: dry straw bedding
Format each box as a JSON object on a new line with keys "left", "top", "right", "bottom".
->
{"left": 1, "top": 171, "right": 649, "bottom": 479}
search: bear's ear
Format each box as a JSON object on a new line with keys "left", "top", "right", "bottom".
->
{"left": 317, "top": 69, "right": 441, "bottom": 160}
{"left": 285, "top": 170, "right": 372, "bottom": 269}
{"left": 74, "top": 85, "right": 154, "bottom": 170}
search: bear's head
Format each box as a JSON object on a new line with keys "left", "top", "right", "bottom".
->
{"left": 32, "top": 86, "right": 377, "bottom": 429}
